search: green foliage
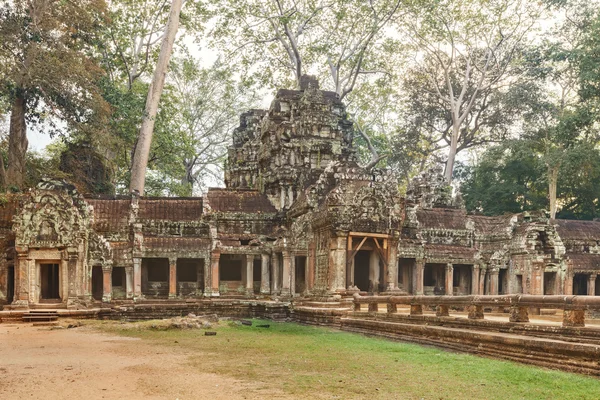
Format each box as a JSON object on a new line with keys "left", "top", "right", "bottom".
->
{"left": 458, "top": 141, "right": 548, "bottom": 215}
{"left": 0, "top": 0, "right": 110, "bottom": 137}
{"left": 459, "top": 140, "right": 600, "bottom": 220}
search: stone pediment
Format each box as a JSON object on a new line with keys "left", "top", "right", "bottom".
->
{"left": 13, "top": 179, "right": 93, "bottom": 249}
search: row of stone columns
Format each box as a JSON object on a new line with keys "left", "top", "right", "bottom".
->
{"left": 413, "top": 261, "right": 483, "bottom": 296}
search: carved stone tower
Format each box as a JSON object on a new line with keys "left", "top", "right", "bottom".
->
{"left": 225, "top": 75, "right": 355, "bottom": 210}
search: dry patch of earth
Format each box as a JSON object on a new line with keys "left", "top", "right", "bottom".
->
{"left": 0, "top": 322, "right": 290, "bottom": 400}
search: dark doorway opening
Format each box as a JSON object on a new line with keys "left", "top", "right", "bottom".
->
{"left": 398, "top": 258, "right": 414, "bottom": 294}
{"left": 573, "top": 274, "right": 588, "bottom": 295}
{"left": 92, "top": 265, "right": 103, "bottom": 301}
{"left": 253, "top": 259, "right": 261, "bottom": 294}
{"left": 7, "top": 266, "right": 14, "bottom": 303}
{"left": 41, "top": 263, "right": 60, "bottom": 300}
{"left": 295, "top": 256, "right": 306, "bottom": 294}
{"left": 424, "top": 264, "right": 445, "bottom": 295}
{"left": 177, "top": 258, "right": 204, "bottom": 296}
{"left": 354, "top": 250, "right": 370, "bottom": 292}
{"left": 112, "top": 267, "right": 126, "bottom": 299}
{"left": 142, "top": 258, "right": 169, "bottom": 298}
{"left": 219, "top": 254, "right": 243, "bottom": 293}
{"left": 499, "top": 269, "right": 508, "bottom": 295}
{"left": 543, "top": 272, "right": 557, "bottom": 295}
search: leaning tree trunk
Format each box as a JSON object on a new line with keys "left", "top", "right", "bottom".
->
{"left": 548, "top": 164, "right": 560, "bottom": 219}
{"left": 129, "top": 0, "right": 183, "bottom": 195}
{"left": 6, "top": 93, "right": 29, "bottom": 190}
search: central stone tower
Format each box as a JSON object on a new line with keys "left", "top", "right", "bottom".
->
{"left": 225, "top": 75, "right": 355, "bottom": 210}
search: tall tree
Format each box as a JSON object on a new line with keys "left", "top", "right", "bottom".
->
{"left": 400, "top": 0, "right": 545, "bottom": 182}
{"left": 142, "top": 55, "right": 258, "bottom": 195}
{"left": 0, "top": 0, "right": 109, "bottom": 189}
{"left": 129, "top": 0, "right": 183, "bottom": 195}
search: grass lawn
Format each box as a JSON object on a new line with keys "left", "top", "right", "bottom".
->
{"left": 94, "top": 319, "right": 600, "bottom": 400}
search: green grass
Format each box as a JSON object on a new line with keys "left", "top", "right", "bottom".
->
{"left": 94, "top": 319, "right": 600, "bottom": 400}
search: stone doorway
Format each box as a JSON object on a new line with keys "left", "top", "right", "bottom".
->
{"left": 7, "top": 266, "right": 14, "bottom": 303}
{"left": 398, "top": 258, "right": 414, "bottom": 294}
{"left": 543, "top": 272, "right": 557, "bottom": 295}
{"left": 91, "top": 266, "right": 103, "bottom": 301}
{"left": 40, "top": 263, "right": 60, "bottom": 301}
{"left": 573, "top": 274, "right": 588, "bottom": 295}
{"left": 354, "top": 250, "right": 370, "bottom": 292}
{"left": 424, "top": 264, "right": 445, "bottom": 295}
{"left": 295, "top": 256, "right": 306, "bottom": 294}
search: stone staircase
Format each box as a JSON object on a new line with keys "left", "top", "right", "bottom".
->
{"left": 22, "top": 310, "right": 59, "bottom": 323}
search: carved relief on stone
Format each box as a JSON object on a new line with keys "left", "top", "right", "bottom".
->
{"left": 13, "top": 179, "right": 93, "bottom": 249}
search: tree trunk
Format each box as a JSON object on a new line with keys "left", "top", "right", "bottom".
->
{"left": 444, "top": 123, "right": 460, "bottom": 183}
{"left": 129, "top": 0, "right": 183, "bottom": 195}
{"left": 548, "top": 164, "right": 559, "bottom": 219}
{"left": 7, "top": 93, "right": 28, "bottom": 190}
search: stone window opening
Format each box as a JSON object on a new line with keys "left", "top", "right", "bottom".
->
{"left": 111, "top": 267, "right": 125, "bottom": 287}
{"left": 219, "top": 255, "right": 244, "bottom": 293}
{"left": 142, "top": 258, "right": 169, "bottom": 298}
{"left": 573, "top": 274, "right": 588, "bottom": 295}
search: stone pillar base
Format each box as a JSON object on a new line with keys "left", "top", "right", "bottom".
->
{"left": 436, "top": 305, "right": 449, "bottom": 317}
{"left": 387, "top": 303, "right": 397, "bottom": 313}
{"left": 10, "top": 300, "right": 29, "bottom": 309}
{"left": 563, "top": 309, "right": 585, "bottom": 327}
{"left": 509, "top": 306, "right": 529, "bottom": 323}
{"left": 410, "top": 304, "right": 423, "bottom": 316}
{"left": 468, "top": 305, "right": 484, "bottom": 319}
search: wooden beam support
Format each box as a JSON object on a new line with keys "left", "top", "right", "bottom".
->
{"left": 349, "top": 232, "right": 390, "bottom": 239}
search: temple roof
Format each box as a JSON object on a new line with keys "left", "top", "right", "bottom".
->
{"left": 417, "top": 208, "right": 468, "bottom": 230}
{"left": 554, "top": 219, "right": 600, "bottom": 241}
{"left": 206, "top": 188, "right": 276, "bottom": 213}
{"left": 565, "top": 253, "right": 600, "bottom": 271}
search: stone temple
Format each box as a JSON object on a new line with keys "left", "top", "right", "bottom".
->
{"left": 1, "top": 75, "right": 599, "bottom": 310}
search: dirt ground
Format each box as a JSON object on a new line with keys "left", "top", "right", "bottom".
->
{"left": 0, "top": 323, "right": 291, "bottom": 400}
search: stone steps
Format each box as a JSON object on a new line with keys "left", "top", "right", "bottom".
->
{"left": 341, "top": 316, "right": 600, "bottom": 375}
{"left": 22, "top": 310, "right": 59, "bottom": 323}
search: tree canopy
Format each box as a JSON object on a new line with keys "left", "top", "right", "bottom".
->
{"left": 1, "top": 0, "right": 600, "bottom": 220}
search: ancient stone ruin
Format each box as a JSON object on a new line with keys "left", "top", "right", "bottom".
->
{"left": 0, "top": 76, "right": 599, "bottom": 310}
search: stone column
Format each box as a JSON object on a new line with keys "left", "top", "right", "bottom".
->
{"left": 272, "top": 253, "right": 280, "bottom": 294}
{"left": 282, "top": 250, "right": 292, "bottom": 296}
{"left": 66, "top": 251, "right": 78, "bottom": 301}
{"left": 209, "top": 251, "right": 220, "bottom": 296}
{"left": 415, "top": 259, "right": 425, "bottom": 295}
{"left": 290, "top": 254, "right": 296, "bottom": 295}
{"left": 479, "top": 268, "right": 486, "bottom": 295}
{"left": 588, "top": 274, "right": 597, "bottom": 296}
{"left": 133, "top": 257, "right": 142, "bottom": 299}
{"left": 0, "top": 260, "right": 6, "bottom": 303}
{"left": 260, "top": 253, "right": 270, "bottom": 294}
{"left": 169, "top": 257, "right": 177, "bottom": 298}
{"left": 246, "top": 255, "right": 254, "bottom": 294}
{"left": 307, "top": 243, "right": 316, "bottom": 291}
{"left": 564, "top": 271, "right": 574, "bottom": 295}
{"left": 386, "top": 244, "right": 398, "bottom": 291}
{"left": 125, "top": 266, "right": 134, "bottom": 299}
{"left": 13, "top": 251, "right": 29, "bottom": 306}
{"left": 102, "top": 266, "right": 112, "bottom": 303}
{"left": 445, "top": 263, "right": 454, "bottom": 296}
{"left": 471, "top": 265, "right": 480, "bottom": 295}
{"left": 489, "top": 268, "right": 499, "bottom": 295}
